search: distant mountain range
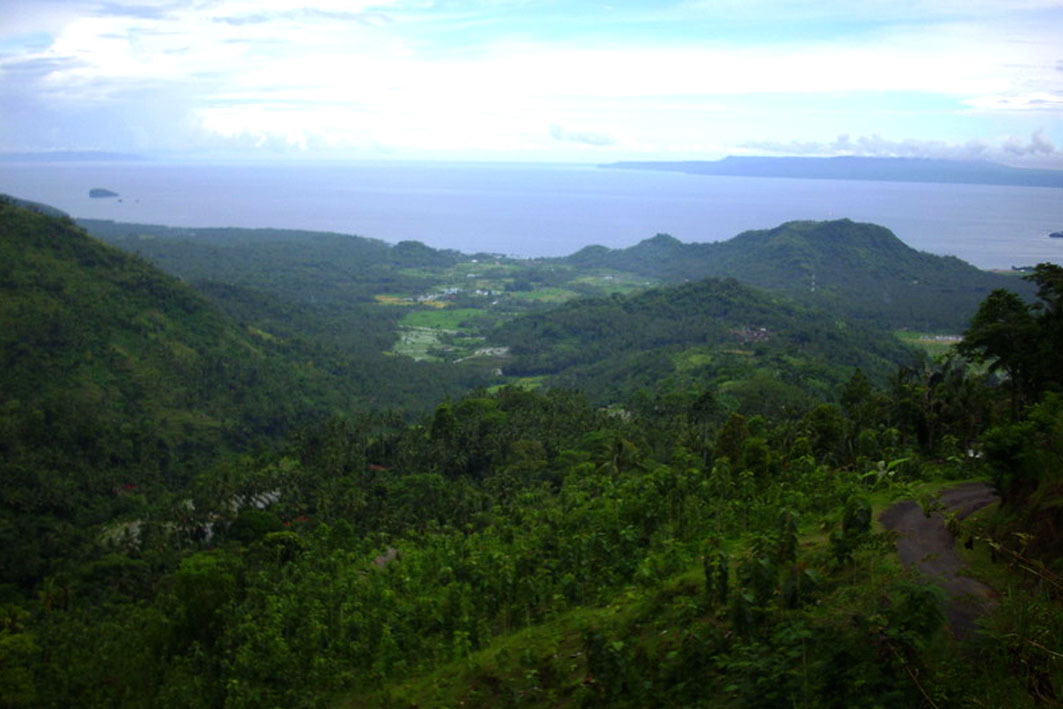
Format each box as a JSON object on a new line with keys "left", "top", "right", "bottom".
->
{"left": 602, "top": 156, "right": 1063, "bottom": 188}
{"left": 0, "top": 150, "right": 146, "bottom": 162}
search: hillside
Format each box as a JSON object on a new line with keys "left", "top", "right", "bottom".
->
{"left": 492, "top": 276, "right": 915, "bottom": 411}
{"left": 0, "top": 199, "right": 488, "bottom": 588}
{"left": 3, "top": 200, "right": 1062, "bottom": 707}
{"left": 560, "top": 219, "right": 1035, "bottom": 330}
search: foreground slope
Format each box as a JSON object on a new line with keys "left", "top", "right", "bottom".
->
{"left": 562, "top": 219, "right": 1036, "bottom": 330}
{"left": 0, "top": 199, "right": 484, "bottom": 587}
{"left": 0, "top": 199, "right": 341, "bottom": 584}
{"left": 4, "top": 203, "right": 1059, "bottom": 707}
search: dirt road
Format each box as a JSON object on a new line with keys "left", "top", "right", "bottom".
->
{"left": 879, "top": 481, "right": 999, "bottom": 636}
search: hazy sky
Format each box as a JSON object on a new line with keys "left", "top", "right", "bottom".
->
{"left": 1, "top": 0, "right": 1061, "bottom": 164}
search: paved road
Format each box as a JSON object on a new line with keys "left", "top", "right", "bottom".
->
{"left": 879, "top": 481, "right": 999, "bottom": 636}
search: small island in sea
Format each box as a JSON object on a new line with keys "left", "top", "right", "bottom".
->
{"left": 89, "top": 187, "right": 119, "bottom": 198}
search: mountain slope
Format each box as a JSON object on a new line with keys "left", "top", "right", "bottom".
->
{"left": 78, "top": 219, "right": 464, "bottom": 304}
{"left": 558, "top": 219, "right": 1035, "bottom": 329}
{"left": 492, "top": 276, "right": 915, "bottom": 410}
{"left": 0, "top": 199, "right": 486, "bottom": 587}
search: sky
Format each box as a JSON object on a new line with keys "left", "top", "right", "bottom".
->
{"left": 1, "top": 0, "right": 1061, "bottom": 165}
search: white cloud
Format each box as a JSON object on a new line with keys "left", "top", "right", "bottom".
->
{"left": 965, "top": 92, "right": 1063, "bottom": 112}
{"left": 548, "top": 124, "right": 618, "bottom": 147}
{"left": 1002, "top": 129, "right": 1056, "bottom": 155}
{"left": 737, "top": 130, "right": 1059, "bottom": 165}
{"left": 1, "top": 1, "right": 1061, "bottom": 159}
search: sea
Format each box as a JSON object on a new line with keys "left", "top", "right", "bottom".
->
{"left": 2, "top": 160, "right": 1061, "bottom": 270}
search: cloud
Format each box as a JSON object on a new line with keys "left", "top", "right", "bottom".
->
{"left": 94, "top": 3, "right": 177, "bottom": 20}
{"left": 549, "top": 124, "right": 617, "bottom": 147}
{"left": 965, "top": 92, "right": 1063, "bottom": 112}
{"left": 737, "top": 131, "right": 1058, "bottom": 164}
{"left": 1, "top": 0, "right": 1061, "bottom": 160}
{"left": 1002, "top": 129, "right": 1056, "bottom": 156}
{"left": 0, "top": 56, "right": 85, "bottom": 80}
{"left": 212, "top": 9, "right": 393, "bottom": 27}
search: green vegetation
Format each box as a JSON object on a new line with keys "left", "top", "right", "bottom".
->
{"left": 0, "top": 201, "right": 488, "bottom": 588}
{"left": 0, "top": 201, "right": 1059, "bottom": 706}
{"left": 561, "top": 220, "right": 1038, "bottom": 330}
{"left": 492, "top": 277, "right": 916, "bottom": 408}
{"left": 894, "top": 330, "right": 963, "bottom": 358}
{"left": 400, "top": 307, "right": 489, "bottom": 330}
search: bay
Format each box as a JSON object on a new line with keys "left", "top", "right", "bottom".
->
{"left": 1, "top": 160, "right": 1060, "bottom": 269}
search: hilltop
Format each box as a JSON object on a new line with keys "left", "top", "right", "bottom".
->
{"left": 559, "top": 219, "right": 1035, "bottom": 330}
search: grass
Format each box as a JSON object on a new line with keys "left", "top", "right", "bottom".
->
{"left": 392, "top": 327, "right": 447, "bottom": 362}
{"left": 400, "top": 308, "right": 488, "bottom": 330}
{"left": 569, "top": 272, "right": 656, "bottom": 295}
{"left": 673, "top": 348, "right": 714, "bottom": 373}
{"left": 894, "top": 330, "right": 963, "bottom": 359}
{"left": 506, "top": 288, "right": 580, "bottom": 303}
{"left": 488, "top": 377, "right": 545, "bottom": 393}
{"left": 373, "top": 294, "right": 420, "bottom": 307}
{"left": 390, "top": 309, "right": 493, "bottom": 361}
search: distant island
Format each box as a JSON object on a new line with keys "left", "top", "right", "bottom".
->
{"left": 601, "top": 156, "right": 1063, "bottom": 188}
{"left": 89, "top": 187, "right": 119, "bottom": 199}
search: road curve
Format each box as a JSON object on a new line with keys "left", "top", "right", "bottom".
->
{"left": 879, "top": 481, "right": 999, "bottom": 636}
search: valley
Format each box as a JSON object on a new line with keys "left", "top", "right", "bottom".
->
{"left": 2, "top": 196, "right": 1061, "bottom": 707}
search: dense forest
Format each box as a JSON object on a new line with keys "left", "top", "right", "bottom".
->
{"left": 2, "top": 197, "right": 1062, "bottom": 707}
{"left": 560, "top": 220, "right": 1037, "bottom": 331}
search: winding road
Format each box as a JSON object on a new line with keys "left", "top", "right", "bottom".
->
{"left": 879, "top": 481, "right": 1000, "bottom": 636}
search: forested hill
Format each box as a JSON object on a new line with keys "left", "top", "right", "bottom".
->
{"left": 78, "top": 218, "right": 465, "bottom": 302}
{"left": 4, "top": 198, "right": 1063, "bottom": 707}
{"left": 493, "top": 276, "right": 915, "bottom": 410}
{"left": 0, "top": 199, "right": 487, "bottom": 587}
{"left": 560, "top": 219, "right": 1034, "bottom": 330}
{"left": 0, "top": 198, "right": 298, "bottom": 456}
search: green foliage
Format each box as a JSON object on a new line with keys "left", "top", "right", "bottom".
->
{"left": 559, "top": 218, "right": 1035, "bottom": 331}
{"left": 493, "top": 276, "right": 915, "bottom": 408}
{"left": 0, "top": 605, "right": 37, "bottom": 707}
{"left": 5, "top": 204, "right": 1060, "bottom": 706}
{"left": 959, "top": 264, "right": 1063, "bottom": 415}
{"left": 226, "top": 508, "right": 284, "bottom": 544}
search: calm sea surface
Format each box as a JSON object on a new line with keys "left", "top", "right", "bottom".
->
{"left": 2, "top": 161, "right": 1061, "bottom": 270}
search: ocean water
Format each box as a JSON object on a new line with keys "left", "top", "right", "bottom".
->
{"left": 1, "top": 161, "right": 1061, "bottom": 270}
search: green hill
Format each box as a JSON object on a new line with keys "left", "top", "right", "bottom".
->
{"left": 492, "top": 276, "right": 915, "bottom": 412}
{"left": 559, "top": 219, "right": 1036, "bottom": 330}
{"left": 78, "top": 219, "right": 464, "bottom": 304}
{"left": 0, "top": 199, "right": 487, "bottom": 588}
{"left": 4, "top": 201, "right": 1060, "bottom": 708}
